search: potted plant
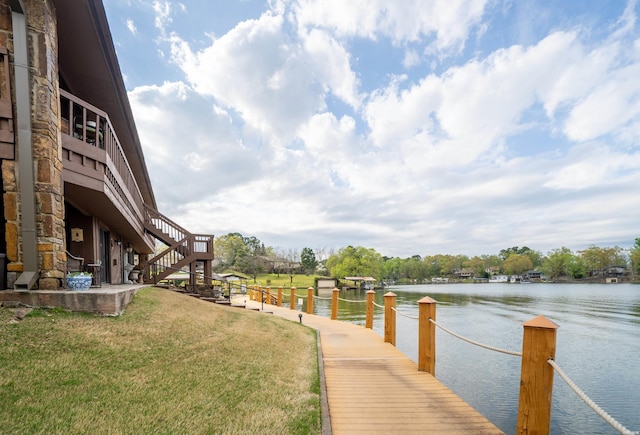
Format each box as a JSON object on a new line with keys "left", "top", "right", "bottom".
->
{"left": 66, "top": 271, "right": 93, "bottom": 291}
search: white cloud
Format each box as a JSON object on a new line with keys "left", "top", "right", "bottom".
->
{"left": 113, "top": 0, "right": 640, "bottom": 256}
{"left": 126, "top": 19, "right": 137, "bottom": 35}
{"left": 293, "top": 0, "right": 489, "bottom": 54}
{"left": 152, "top": 0, "right": 172, "bottom": 32}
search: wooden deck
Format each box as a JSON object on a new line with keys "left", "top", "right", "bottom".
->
{"left": 239, "top": 298, "right": 503, "bottom": 434}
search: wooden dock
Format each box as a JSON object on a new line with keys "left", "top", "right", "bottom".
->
{"left": 240, "top": 298, "right": 503, "bottom": 434}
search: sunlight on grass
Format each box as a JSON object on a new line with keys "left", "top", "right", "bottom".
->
{"left": 0, "top": 288, "right": 320, "bottom": 434}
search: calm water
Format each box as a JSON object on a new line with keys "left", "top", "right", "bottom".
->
{"left": 310, "top": 283, "right": 640, "bottom": 435}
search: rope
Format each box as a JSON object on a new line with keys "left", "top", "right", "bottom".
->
{"left": 547, "top": 359, "right": 637, "bottom": 435}
{"left": 391, "top": 306, "right": 419, "bottom": 320}
{"left": 372, "top": 301, "right": 385, "bottom": 309}
{"left": 337, "top": 297, "right": 367, "bottom": 303}
{"left": 314, "top": 295, "right": 332, "bottom": 300}
{"left": 429, "top": 318, "right": 522, "bottom": 357}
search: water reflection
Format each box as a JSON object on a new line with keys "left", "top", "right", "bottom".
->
{"left": 309, "top": 283, "right": 640, "bottom": 435}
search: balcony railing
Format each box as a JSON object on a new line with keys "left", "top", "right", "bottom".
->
{"left": 60, "top": 89, "right": 145, "bottom": 224}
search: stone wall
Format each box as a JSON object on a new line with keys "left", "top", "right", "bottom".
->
{"left": 0, "top": 0, "right": 65, "bottom": 289}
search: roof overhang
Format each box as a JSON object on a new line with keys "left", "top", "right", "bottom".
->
{"left": 53, "top": 0, "right": 156, "bottom": 209}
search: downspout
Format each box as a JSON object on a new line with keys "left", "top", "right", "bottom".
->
{"left": 10, "top": 0, "right": 39, "bottom": 289}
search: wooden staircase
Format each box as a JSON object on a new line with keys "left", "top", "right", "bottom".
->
{"left": 141, "top": 205, "right": 214, "bottom": 286}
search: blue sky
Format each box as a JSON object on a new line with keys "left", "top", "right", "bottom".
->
{"left": 103, "top": 0, "right": 640, "bottom": 258}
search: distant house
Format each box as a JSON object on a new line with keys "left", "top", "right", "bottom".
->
{"left": 523, "top": 270, "right": 543, "bottom": 280}
{"left": 489, "top": 275, "right": 508, "bottom": 283}
{"left": 455, "top": 268, "right": 474, "bottom": 279}
{"left": 485, "top": 266, "right": 500, "bottom": 275}
{"left": 606, "top": 266, "right": 626, "bottom": 277}
{"left": 317, "top": 278, "right": 337, "bottom": 290}
{"left": 257, "top": 255, "right": 301, "bottom": 274}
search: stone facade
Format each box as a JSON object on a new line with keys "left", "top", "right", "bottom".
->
{"left": 0, "top": 0, "right": 65, "bottom": 289}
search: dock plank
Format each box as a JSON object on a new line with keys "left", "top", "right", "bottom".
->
{"left": 238, "top": 298, "right": 504, "bottom": 434}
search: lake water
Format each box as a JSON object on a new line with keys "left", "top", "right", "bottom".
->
{"left": 310, "top": 283, "right": 640, "bottom": 435}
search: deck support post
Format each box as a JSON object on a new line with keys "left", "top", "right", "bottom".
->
{"left": 418, "top": 296, "right": 437, "bottom": 374}
{"left": 516, "top": 315, "right": 558, "bottom": 435}
{"left": 384, "top": 292, "right": 396, "bottom": 346}
{"left": 365, "top": 290, "right": 375, "bottom": 329}
{"left": 277, "top": 286, "right": 283, "bottom": 307}
{"left": 307, "top": 287, "right": 314, "bottom": 314}
{"left": 290, "top": 287, "right": 296, "bottom": 310}
{"left": 331, "top": 288, "right": 339, "bottom": 320}
{"left": 265, "top": 286, "right": 271, "bottom": 305}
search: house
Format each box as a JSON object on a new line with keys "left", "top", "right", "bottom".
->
{"left": 0, "top": 0, "right": 213, "bottom": 310}
{"left": 523, "top": 270, "right": 543, "bottom": 280}
{"left": 454, "top": 268, "right": 474, "bottom": 279}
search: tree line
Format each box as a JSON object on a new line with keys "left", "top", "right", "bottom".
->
{"left": 213, "top": 232, "right": 640, "bottom": 283}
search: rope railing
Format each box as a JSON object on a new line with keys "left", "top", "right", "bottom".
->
{"left": 391, "top": 306, "right": 419, "bottom": 320}
{"left": 336, "top": 297, "right": 367, "bottom": 303}
{"left": 429, "top": 318, "right": 522, "bottom": 357}
{"left": 237, "top": 288, "right": 635, "bottom": 434}
{"left": 547, "top": 359, "right": 636, "bottom": 435}
{"left": 314, "top": 295, "right": 332, "bottom": 300}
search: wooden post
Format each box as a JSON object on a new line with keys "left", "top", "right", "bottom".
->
{"left": 290, "top": 287, "right": 296, "bottom": 310}
{"left": 365, "top": 290, "right": 375, "bottom": 329}
{"left": 331, "top": 288, "right": 339, "bottom": 320}
{"left": 265, "top": 286, "right": 271, "bottom": 305}
{"left": 277, "top": 286, "right": 283, "bottom": 307}
{"left": 418, "top": 296, "right": 437, "bottom": 374}
{"left": 307, "top": 287, "right": 314, "bottom": 314}
{"left": 516, "top": 315, "right": 558, "bottom": 435}
{"left": 384, "top": 292, "right": 396, "bottom": 346}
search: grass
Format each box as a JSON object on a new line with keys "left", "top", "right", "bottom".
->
{"left": 252, "top": 274, "right": 327, "bottom": 289}
{"left": 0, "top": 288, "right": 320, "bottom": 434}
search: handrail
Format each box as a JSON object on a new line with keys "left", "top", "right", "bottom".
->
{"left": 60, "top": 89, "right": 145, "bottom": 221}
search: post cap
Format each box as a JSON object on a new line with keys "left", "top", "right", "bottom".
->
{"left": 523, "top": 315, "right": 559, "bottom": 329}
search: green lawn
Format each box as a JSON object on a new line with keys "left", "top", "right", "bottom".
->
{"left": 251, "top": 273, "right": 328, "bottom": 289}
{"left": 0, "top": 288, "right": 320, "bottom": 434}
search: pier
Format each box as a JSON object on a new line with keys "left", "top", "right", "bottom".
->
{"left": 239, "top": 295, "right": 503, "bottom": 434}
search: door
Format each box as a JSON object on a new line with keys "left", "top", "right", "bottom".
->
{"left": 100, "top": 229, "right": 110, "bottom": 283}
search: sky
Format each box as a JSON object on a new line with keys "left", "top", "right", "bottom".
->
{"left": 102, "top": 0, "right": 640, "bottom": 258}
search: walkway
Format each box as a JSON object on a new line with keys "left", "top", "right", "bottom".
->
{"left": 238, "top": 298, "right": 503, "bottom": 434}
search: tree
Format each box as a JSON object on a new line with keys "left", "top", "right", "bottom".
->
{"left": 579, "top": 245, "right": 626, "bottom": 280}
{"left": 502, "top": 254, "right": 533, "bottom": 275}
{"left": 326, "top": 246, "right": 383, "bottom": 279}
{"left": 214, "top": 233, "right": 248, "bottom": 271}
{"left": 630, "top": 238, "right": 640, "bottom": 278}
{"left": 463, "top": 256, "right": 486, "bottom": 278}
{"left": 542, "top": 247, "right": 575, "bottom": 281}
{"left": 499, "top": 246, "right": 542, "bottom": 267}
{"left": 300, "top": 247, "right": 318, "bottom": 274}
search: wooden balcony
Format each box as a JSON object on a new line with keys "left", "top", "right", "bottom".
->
{"left": 60, "top": 90, "right": 154, "bottom": 252}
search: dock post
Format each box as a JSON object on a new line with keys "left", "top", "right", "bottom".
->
{"left": 418, "top": 296, "right": 437, "bottom": 374}
{"left": 277, "top": 286, "right": 283, "bottom": 307}
{"left": 266, "top": 286, "right": 271, "bottom": 305}
{"left": 331, "top": 288, "right": 339, "bottom": 320}
{"left": 290, "top": 287, "right": 296, "bottom": 310}
{"left": 365, "top": 290, "right": 375, "bottom": 329}
{"left": 516, "top": 315, "right": 558, "bottom": 435}
{"left": 307, "top": 287, "right": 314, "bottom": 314}
{"left": 384, "top": 292, "right": 396, "bottom": 346}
